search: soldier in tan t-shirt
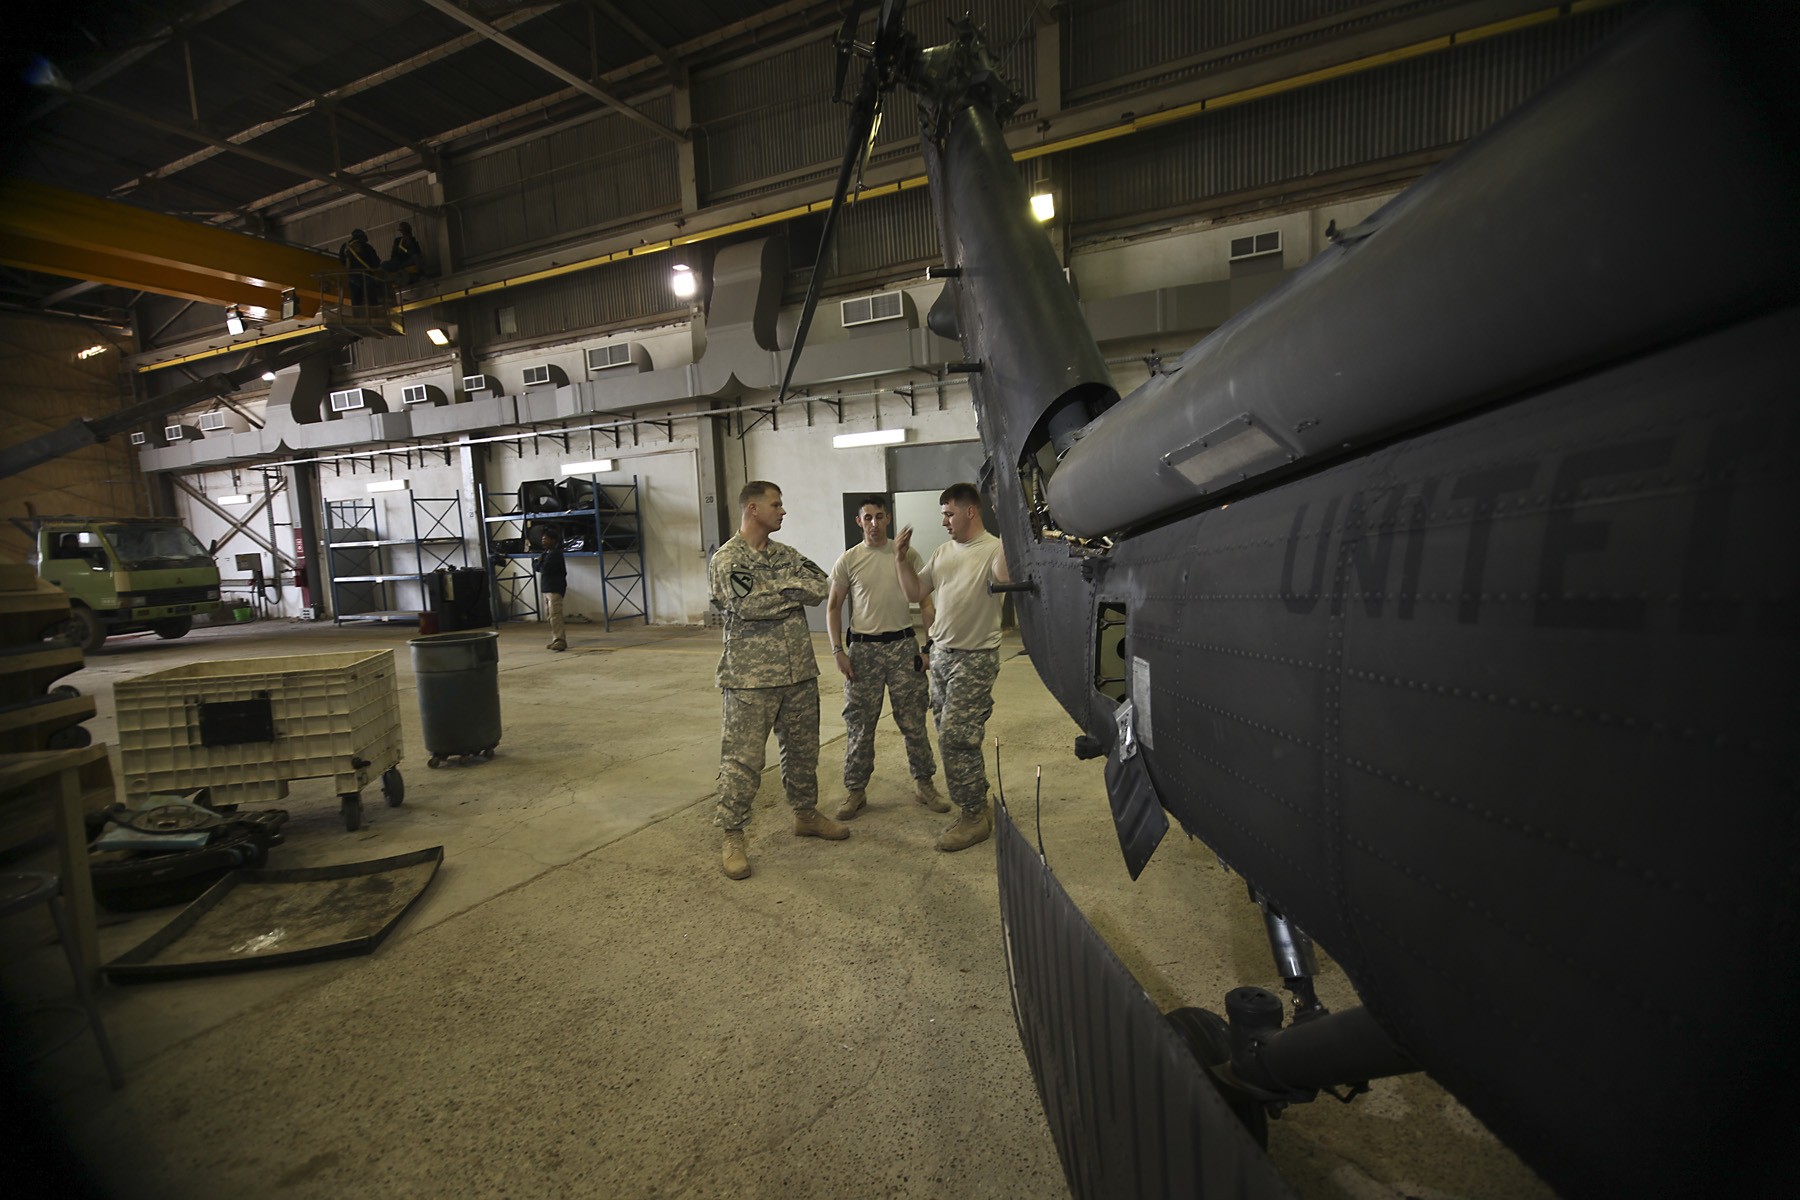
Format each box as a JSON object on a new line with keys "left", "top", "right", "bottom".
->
{"left": 708, "top": 481, "right": 849, "bottom": 880}
{"left": 825, "top": 495, "right": 944, "bottom": 821}
{"left": 896, "top": 482, "right": 1010, "bottom": 853}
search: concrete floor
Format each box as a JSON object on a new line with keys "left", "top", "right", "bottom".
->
{"left": 1, "top": 617, "right": 1555, "bottom": 1199}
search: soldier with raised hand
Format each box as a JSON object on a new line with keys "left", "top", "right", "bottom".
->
{"left": 709, "top": 480, "right": 849, "bottom": 880}
{"left": 826, "top": 494, "right": 945, "bottom": 821}
{"left": 895, "top": 482, "right": 1010, "bottom": 852}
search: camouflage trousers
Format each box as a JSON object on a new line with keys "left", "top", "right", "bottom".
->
{"left": 715, "top": 678, "right": 820, "bottom": 830}
{"left": 841, "top": 637, "right": 935, "bottom": 791}
{"left": 929, "top": 647, "right": 999, "bottom": 814}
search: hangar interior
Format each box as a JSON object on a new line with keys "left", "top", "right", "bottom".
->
{"left": 0, "top": 0, "right": 1746, "bottom": 1197}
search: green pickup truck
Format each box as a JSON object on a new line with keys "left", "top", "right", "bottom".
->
{"left": 34, "top": 518, "right": 222, "bottom": 653}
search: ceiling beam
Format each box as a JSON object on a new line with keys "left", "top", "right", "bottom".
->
{"left": 41, "top": 84, "right": 438, "bottom": 216}
{"left": 588, "top": 0, "right": 681, "bottom": 72}
{"left": 118, "top": 4, "right": 561, "bottom": 193}
{"left": 417, "top": 0, "right": 686, "bottom": 145}
{"left": 13, "top": 0, "right": 251, "bottom": 129}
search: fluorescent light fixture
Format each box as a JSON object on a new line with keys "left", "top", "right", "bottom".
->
{"left": 77, "top": 344, "right": 107, "bottom": 360}
{"left": 367, "top": 479, "right": 409, "bottom": 493}
{"left": 1030, "top": 191, "right": 1056, "bottom": 222}
{"left": 560, "top": 458, "right": 615, "bottom": 475}
{"left": 225, "top": 306, "right": 245, "bottom": 335}
{"left": 217, "top": 494, "right": 251, "bottom": 506}
{"left": 832, "top": 428, "right": 907, "bottom": 449}
{"left": 425, "top": 327, "right": 451, "bottom": 346}
{"left": 670, "top": 263, "right": 698, "bottom": 299}
{"left": 261, "top": 371, "right": 278, "bottom": 382}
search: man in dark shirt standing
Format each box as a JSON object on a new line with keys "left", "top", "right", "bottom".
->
{"left": 534, "top": 528, "right": 567, "bottom": 652}
{"left": 337, "top": 228, "right": 382, "bottom": 306}
{"left": 384, "top": 221, "right": 424, "bottom": 286}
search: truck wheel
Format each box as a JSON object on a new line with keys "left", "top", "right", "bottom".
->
{"left": 63, "top": 605, "right": 105, "bottom": 654}
{"left": 154, "top": 615, "right": 194, "bottom": 639}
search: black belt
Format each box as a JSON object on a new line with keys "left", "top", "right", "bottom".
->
{"left": 848, "top": 629, "right": 914, "bottom": 644}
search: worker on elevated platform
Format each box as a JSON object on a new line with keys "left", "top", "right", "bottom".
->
{"left": 337, "top": 229, "right": 382, "bottom": 306}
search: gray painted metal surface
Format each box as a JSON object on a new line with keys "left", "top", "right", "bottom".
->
{"left": 1047, "top": 6, "right": 1799, "bottom": 535}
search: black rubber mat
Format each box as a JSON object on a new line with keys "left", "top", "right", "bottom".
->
{"left": 104, "top": 846, "right": 443, "bottom": 982}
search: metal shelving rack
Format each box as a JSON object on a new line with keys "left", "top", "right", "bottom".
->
{"left": 324, "top": 494, "right": 467, "bottom": 624}
{"left": 477, "top": 475, "right": 648, "bottom": 632}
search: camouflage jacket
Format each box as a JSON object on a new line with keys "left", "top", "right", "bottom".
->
{"left": 709, "top": 533, "right": 829, "bottom": 688}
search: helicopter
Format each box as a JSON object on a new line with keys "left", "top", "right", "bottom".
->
{"left": 776, "top": 2, "right": 1800, "bottom": 1197}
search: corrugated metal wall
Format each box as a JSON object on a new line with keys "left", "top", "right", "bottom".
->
{"left": 277, "top": 176, "right": 439, "bottom": 256}
{"left": 1065, "top": 7, "right": 1629, "bottom": 231}
{"left": 467, "top": 252, "right": 678, "bottom": 343}
{"left": 0, "top": 315, "right": 145, "bottom": 550}
{"left": 692, "top": 0, "right": 1036, "bottom": 202}
{"left": 827, "top": 185, "right": 942, "bottom": 282}
{"left": 448, "top": 95, "right": 681, "bottom": 264}
{"left": 1064, "top": 0, "right": 1411, "bottom": 98}
{"left": 139, "top": 295, "right": 227, "bottom": 348}
{"left": 349, "top": 322, "right": 443, "bottom": 373}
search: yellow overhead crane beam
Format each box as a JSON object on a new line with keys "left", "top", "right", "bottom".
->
{"left": 0, "top": 178, "right": 338, "bottom": 317}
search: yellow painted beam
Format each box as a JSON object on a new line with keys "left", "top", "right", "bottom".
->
{"left": 0, "top": 178, "right": 337, "bottom": 314}
{"left": 0, "top": 232, "right": 290, "bottom": 313}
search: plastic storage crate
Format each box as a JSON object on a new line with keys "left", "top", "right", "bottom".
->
{"left": 115, "top": 649, "right": 405, "bottom": 831}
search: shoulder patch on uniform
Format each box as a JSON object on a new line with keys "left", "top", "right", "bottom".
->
{"left": 730, "top": 570, "right": 755, "bottom": 597}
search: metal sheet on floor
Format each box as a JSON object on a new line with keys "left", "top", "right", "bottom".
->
{"left": 104, "top": 845, "right": 443, "bottom": 982}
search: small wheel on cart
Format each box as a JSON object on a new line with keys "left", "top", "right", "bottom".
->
{"left": 382, "top": 768, "right": 405, "bottom": 807}
{"left": 480, "top": 746, "right": 496, "bottom": 760}
{"left": 427, "top": 756, "right": 443, "bottom": 769}
{"left": 340, "top": 793, "right": 363, "bottom": 832}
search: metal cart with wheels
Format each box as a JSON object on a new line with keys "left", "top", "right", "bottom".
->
{"left": 115, "top": 649, "right": 404, "bottom": 832}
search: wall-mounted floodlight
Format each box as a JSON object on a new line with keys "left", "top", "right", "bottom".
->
{"left": 1030, "top": 191, "right": 1056, "bottom": 223}
{"left": 367, "top": 479, "right": 409, "bottom": 493}
{"left": 560, "top": 458, "right": 615, "bottom": 476}
{"left": 77, "top": 344, "right": 107, "bottom": 360}
{"left": 217, "top": 494, "right": 251, "bottom": 506}
{"left": 832, "top": 428, "right": 908, "bottom": 449}
{"left": 426, "top": 327, "right": 451, "bottom": 346}
{"left": 225, "top": 306, "right": 245, "bottom": 335}
{"left": 670, "top": 263, "right": 698, "bottom": 299}
{"left": 261, "top": 371, "right": 278, "bottom": 382}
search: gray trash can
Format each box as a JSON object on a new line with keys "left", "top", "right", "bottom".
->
{"left": 408, "top": 630, "right": 501, "bottom": 767}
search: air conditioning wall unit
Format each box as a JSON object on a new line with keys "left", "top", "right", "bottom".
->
{"left": 586, "top": 343, "right": 651, "bottom": 375}
{"left": 401, "top": 383, "right": 448, "bottom": 406}
{"left": 1228, "top": 230, "right": 1283, "bottom": 261}
{"left": 461, "top": 373, "right": 499, "bottom": 396}
{"left": 840, "top": 290, "right": 913, "bottom": 330}
{"left": 521, "top": 363, "right": 569, "bottom": 389}
{"left": 329, "top": 387, "right": 386, "bottom": 415}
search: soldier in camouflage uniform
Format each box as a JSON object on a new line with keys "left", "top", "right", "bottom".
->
{"left": 710, "top": 480, "right": 849, "bottom": 879}
{"left": 825, "top": 495, "right": 945, "bottom": 820}
{"left": 896, "top": 482, "right": 1010, "bottom": 853}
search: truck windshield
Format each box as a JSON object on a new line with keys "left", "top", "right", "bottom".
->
{"left": 103, "top": 525, "right": 211, "bottom": 567}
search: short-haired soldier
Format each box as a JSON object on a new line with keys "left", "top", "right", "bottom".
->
{"left": 708, "top": 481, "right": 850, "bottom": 879}
{"left": 825, "top": 495, "right": 945, "bottom": 821}
{"left": 895, "top": 482, "right": 1010, "bottom": 852}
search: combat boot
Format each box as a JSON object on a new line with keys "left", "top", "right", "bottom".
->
{"left": 793, "top": 808, "right": 851, "bottom": 840}
{"left": 721, "top": 830, "right": 751, "bottom": 880}
{"left": 834, "top": 789, "right": 867, "bottom": 821}
{"left": 936, "top": 806, "right": 991, "bottom": 853}
{"left": 913, "top": 777, "right": 950, "bottom": 813}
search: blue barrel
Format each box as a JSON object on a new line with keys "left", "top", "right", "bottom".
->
{"left": 407, "top": 630, "right": 501, "bottom": 764}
